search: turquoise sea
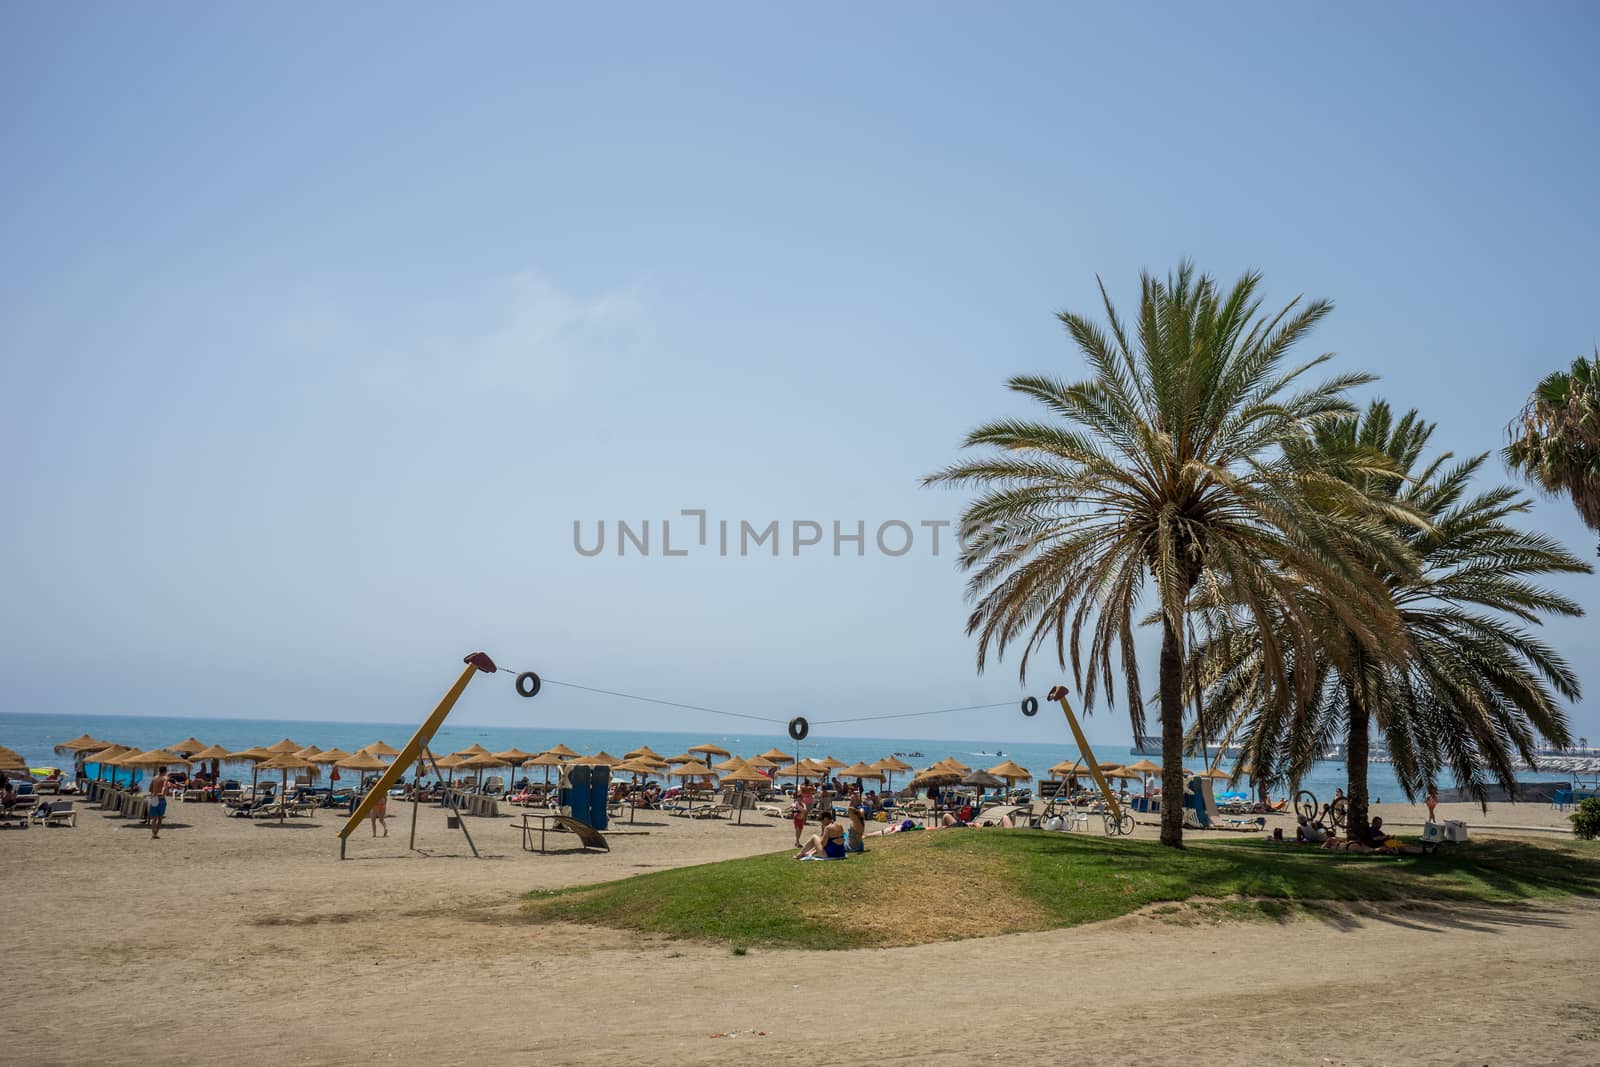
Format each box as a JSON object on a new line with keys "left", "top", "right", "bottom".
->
{"left": 1, "top": 711, "right": 1572, "bottom": 805}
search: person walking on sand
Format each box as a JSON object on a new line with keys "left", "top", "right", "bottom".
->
{"left": 370, "top": 790, "right": 389, "bottom": 837}
{"left": 1425, "top": 786, "right": 1439, "bottom": 824}
{"left": 148, "top": 766, "right": 170, "bottom": 840}
{"left": 790, "top": 792, "right": 808, "bottom": 847}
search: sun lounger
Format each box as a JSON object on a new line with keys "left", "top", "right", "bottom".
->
{"left": 36, "top": 800, "right": 76, "bottom": 827}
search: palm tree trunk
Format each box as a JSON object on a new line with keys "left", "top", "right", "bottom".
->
{"left": 1159, "top": 612, "right": 1186, "bottom": 848}
{"left": 1345, "top": 691, "right": 1371, "bottom": 842}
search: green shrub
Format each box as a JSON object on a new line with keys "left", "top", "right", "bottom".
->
{"left": 1572, "top": 797, "right": 1600, "bottom": 841}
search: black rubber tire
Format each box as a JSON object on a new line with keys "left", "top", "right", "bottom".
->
{"left": 1021, "top": 696, "right": 1039, "bottom": 717}
{"left": 515, "top": 672, "right": 542, "bottom": 698}
{"left": 1294, "top": 789, "right": 1318, "bottom": 823}
{"left": 1329, "top": 795, "right": 1348, "bottom": 829}
{"left": 787, "top": 716, "right": 809, "bottom": 742}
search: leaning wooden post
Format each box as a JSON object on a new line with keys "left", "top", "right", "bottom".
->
{"left": 339, "top": 652, "right": 499, "bottom": 858}
{"left": 1048, "top": 686, "right": 1122, "bottom": 821}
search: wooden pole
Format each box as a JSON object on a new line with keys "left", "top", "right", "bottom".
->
{"left": 1051, "top": 689, "right": 1122, "bottom": 821}
{"left": 339, "top": 656, "right": 493, "bottom": 850}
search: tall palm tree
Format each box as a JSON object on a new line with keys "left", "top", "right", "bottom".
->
{"left": 1505, "top": 351, "right": 1600, "bottom": 557}
{"left": 924, "top": 263, "right": 1410, "bottom": 847}
{"left": 1194, "top": 402, "right": 1590, "bottom": 838}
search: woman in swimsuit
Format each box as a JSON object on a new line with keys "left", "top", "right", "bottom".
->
{"left": 796, "top": 811, "right": 847, "bottom": 859}
{"left": 845, "top": 805, "right": 867, "bottom": 852}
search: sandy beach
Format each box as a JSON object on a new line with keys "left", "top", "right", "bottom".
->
{"left": 4, "top": 793, "right": 1596, "bottom": 1066}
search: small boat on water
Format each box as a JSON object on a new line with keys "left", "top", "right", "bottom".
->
{"left": 893, "top": 751, "right": 924, "bottom": 758}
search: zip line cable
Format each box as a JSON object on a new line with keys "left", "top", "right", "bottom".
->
{"left": 496, "top": 667, "right": 1021, "bottom": 732}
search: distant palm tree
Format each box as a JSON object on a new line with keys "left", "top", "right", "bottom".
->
{"left": 924, "top": 263, "right": 1409, "bottom": 847}
{"left": 1194, "top": 402, "right": 1590, "bottom": 837}
{"left": 1505, "top": 351, "right": 1600, "bottom": 557}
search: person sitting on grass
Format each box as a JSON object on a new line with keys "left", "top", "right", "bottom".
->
{"left": 845, "top": 804, "right": 868, "bottom": 853}
{"left": 1296, "top": 816, "right": 1331, "bottom": 844}
{"left": 795, "top": 810, "right": 847, "bottom": 860}
{"left": 940, "top": 803, "right": 978, "bottom": 828}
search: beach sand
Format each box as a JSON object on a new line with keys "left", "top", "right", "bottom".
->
{"left": 3, "top": 795, "right": 1595, "bottom": 1065}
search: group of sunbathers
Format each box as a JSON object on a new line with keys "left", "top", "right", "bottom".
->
{"left": 1287, "top": 813, "right": 1425, "bottom": 854}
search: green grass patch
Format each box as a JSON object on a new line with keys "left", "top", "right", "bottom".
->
{"left": 521, "top": 831, "right": 1600, "bottom": 950}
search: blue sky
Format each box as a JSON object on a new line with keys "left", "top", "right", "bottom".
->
{"left": 3, "top": 3, "right": 1597, "bottom": 746}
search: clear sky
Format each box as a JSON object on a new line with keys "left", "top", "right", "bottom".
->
{"left": 3, "top": 3, "right": 1597, "bottom": 746}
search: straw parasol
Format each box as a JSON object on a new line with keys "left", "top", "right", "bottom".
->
{"left": 0, "top": 747, "right": 29, "bottom": 771}
{"left": 961, "top": 770, "right": 1004, "bottom": 799}
{"left": 872, "top": 756, "right": 912, "bottom": 793}
{"left": 1121, "top": 758, "right": 1162, "bottom": 793}
{"left": 713, "top": 755, "right": 748, "bottom": 773}
{"left": 168, "top": 737, "right": 209, "bottom": 757}
{"left": 360, "top": 740, "right": 399, "bottom": 758}
{"left": 837, "top": 762, "right": 884, "bottom": 785}
{"left": 1194, "top": 767, "right": 1231, "bottom": 780}
{"left": 665, "top": 752, "right": 701, "bottom": 765}
{"left": 611, "top": 757, "right": 665, "bottom": 823}
{"left": 257, "top": 752, "right": 314, "bottom": 821}
{"left": 460, "top": 752, "right": 508, "bottom": 790}
{"left": 780, "top": 758, "right": 824, "bottom": 781}
{"left": 911, "top": 767, "right": 964, "bottom": 791}
{"left": 688, "top": 743, "right": 731, "bottom": 758}
{"left": 223, "top": 745, "right": 274, "bottom": 796}
{"left": 54, "top": 734, "right": 112, "bottom": 755}
{"left": 624, "top": 744, "right": 662, "bottom": 760}
{"left": 542, "top": 744, "right": 580, "bottom": 759}
{"left": 669, "top": 759, "right": 714, "bottom": 778}
{"left": 987, "top": 759, "right": 1032, "bottom": 785}
{"left": 933, "top": 756, "right": 971, "bottom": 773}
{"left": 719, "top": 764, "right": 770, "bottom": 824}
{"left": 453, "top": 743, "right": 491, "bottom": 759}
{"left": 189, "top": 743, "right": 232, "bottom": 761}
{"left": 577, "top": 751, "right": 622, "bottom": 768}
{"left": 82, "top": 745, "right": 129, "bottom": 780}
{"left": 742, "top": 755, "right": 779, "bottom": 771}
{"left": 815, "top": 756, "right": 847, "bottom": 775}
{"left": 265, "top": 738, "right": 303, "bottom": 755}
{"left": 335, "top": 751, "right": 390, "bottom": 795}
{"left": 758, "top": 748, "right": 796, "bottom": 765}
{"left": 122, "top": 748, "right": 193, "bottom": 769}
{"left": 523, "top": 750, "right": 568, "bottom": 788}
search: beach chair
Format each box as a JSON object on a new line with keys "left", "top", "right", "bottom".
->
{"left": 38, "top": 800, "right": 76, "bottom": 827}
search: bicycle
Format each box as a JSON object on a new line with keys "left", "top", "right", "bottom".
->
{"left": 1103, "top": 811, "right": 1134, "bottom": 836}
{"left": 1294, "top": 789, "right": 1347, "bottom": 829}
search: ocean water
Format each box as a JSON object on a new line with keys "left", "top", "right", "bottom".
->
{"left": 2, "top": 711, "right": 1570, "bottom": 805}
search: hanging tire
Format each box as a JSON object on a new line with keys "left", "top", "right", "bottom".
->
{"left": 1294, "top": 789, "right": 1318, "bottom": 823}
{"left": 788, "top": 716, "right": 809, "bottom": 741}
{"left": 515, "top": 672, "right": 542, "bottom": 698}
{"left": 1021, "top": 696, "right": 1038, "bottom": 717}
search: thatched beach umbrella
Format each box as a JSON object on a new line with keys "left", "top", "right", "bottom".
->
{"left": 524, "top": 750, "right": 567, "bottom": 789}
{"left": 837, "top": 762, "right": 884, "bottom": 787}
{"left": 624, "top": 744, "right": 662, "bottom": 761}
{"left": 612, "top": 756, "right": 665, "bottom": 823}
{"left": 0, "top": 747, "right": 29, "bottom": 772}
{"left": 335, "top": 750, "right": 389, "bottom": 797}
{"left": 169, "top": 737, "right": 208, "bottom": 757}
{"left": 257, "top": 752, "right": 314, "bottom": 822}
{"left": 186, "top": 743, "right": 232, "bottom": 785}
{"left": 742, "top": 755, "right": 779, "bottom": 771}
{"left": 872, "top": 756, "right": 913, "bottom": 793}
{"left": 1121, "top": 758, "right": 1162, "bottom": 794}
{"left": 712, "top": 754, "right": 748, "bottom": 773}
{"left": 83, "top": 745, "right": 129, "bottom": 781}
{"left": 55, "top": 734, "right": 111, "bottom": 755}
{"left": 363, "top": 740, "right": 400, "bottom": 758}
{"left": 961, "top": 769, "right": 1004, "bottom": 797}
{"left": 688, "top": 743, "right": 730, "bottom": 758}
{"left": 229, "top": 746, "right": 276, "bottom": 797}
{"left": 541, "top": 744, "right": 580, "bottom": 760}
{"left": 122, "top": 748, "right": 193, "bottom": 769}
{"left": 577, "top": 751, "right": 622, "bottom": 768}
{"left": 758, "top": 748, "right": 795, "bottom": 765}
{"left": 720, "top": 764, "right": 770, "bottom": 824}
{"left": 265, "top": 738, "right": 303, "bottom": 755}
{"left": 987, "top": 759, "right": 1032, "bottom": 785}
{"left": 492, "top": 749, "right": 536, "bottom": 787}
{"left": 665, "top": 752, "right": 700, "bottom": 765}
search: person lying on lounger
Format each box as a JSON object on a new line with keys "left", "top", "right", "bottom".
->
{"left": 796, "top": 811, "right": 847, "bottom": 860}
